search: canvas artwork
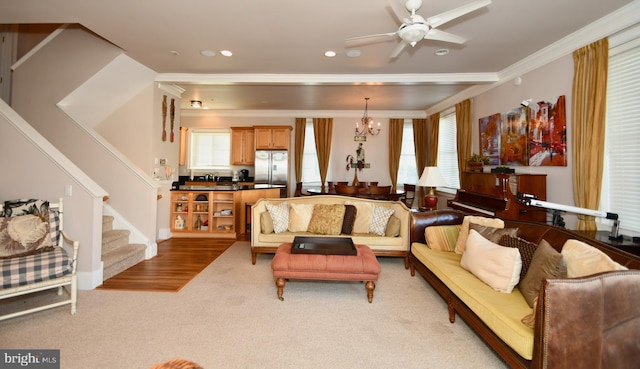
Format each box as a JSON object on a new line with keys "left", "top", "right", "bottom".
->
{"left": 500, "top": 107, "right": 529, "bottom": 166}
{"left": 528, "top": 95, "right": 567, "bottom": 166}
{"left": 479, "top": 113, "right": 501, "bottom": 165}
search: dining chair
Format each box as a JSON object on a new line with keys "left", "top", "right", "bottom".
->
{"left": 327, "top": 181, "right": 335, "bottom": 191}
{"left": 336, "top": 181, "right": 348, "bottom": 186}
{"left": 334, "top": 184, "right": 360, "bottom": 195}
{"left": 402, "top": 184, "right": 416, "bottom": 208}
{"left": 368, "top": 185, "right": 392, "bottom": 200}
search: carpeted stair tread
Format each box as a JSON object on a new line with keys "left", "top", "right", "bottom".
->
{"left": 102, "top": 229, "right": 131, "bottom": 254}
{"left": 102, "top": 243, "right": 146, "bottom": 280}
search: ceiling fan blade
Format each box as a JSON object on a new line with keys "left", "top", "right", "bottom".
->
{"left": 346, "top": 33, "right": 397, "bottom": 47}
{"left": 426, "top": 0, "right": 491, "bottom": 29}
{"left": 389, "top": 41, "right": 409, "bottom": 59}
{"left": 424, "top": 29, "right": 467, "bottom": 44}
{"left": 388, "top": 0, "right": 410, "bottom": 25}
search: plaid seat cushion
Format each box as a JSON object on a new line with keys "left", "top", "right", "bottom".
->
{"left": 1, "top": 247, "right": 72, "bottom": 289}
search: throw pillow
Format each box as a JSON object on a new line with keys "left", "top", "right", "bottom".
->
{"left": 424, "top": 225, "right": 461, "bottom": 252}
{"left": 521, "top": 296, "right": 538, "bottom": 328}
{"left": 288, "top": 203, "right": 315, "bottom": 232}
{"left": 561, "top": 239, "right": 628, "bottom": 278}
{"left": 2, "top": 199, "right": 49, "bottom": 217}
{"left": 260, "top": 211, "right": 274, "bottom": 234}
{"left": 385, "top": 216, "right": 401, "bottom": 237}
{"left": 307, "top": 204, "right": 346, "bottom": 235}
{"left": 499, "top": 235, "right": 538, "bottom": 282}
{"left": 460, "top": 230, "right": 522, "bottom": 293}
{"left": 0, "top": 213, "right": 53, "bottom": 258}
{"left": 341, "top": 205, "right": 357, "bottom": 235}
{"left": 469, "top": 223, "right": 518, "bottom": 243}
{"left": 454, "top": 216, "right": 504, "bottom": 254}
{"left": 369, "top": 205, "right": 395, "bottom": 236}
{"left": 345, "top": 201, "right": 374, "bottom": 234}
{"left": 519, "top": 240, "right": 567, "bottom": 308}
{"left": 265, "top": 202, "right": 289, "bottom": 233}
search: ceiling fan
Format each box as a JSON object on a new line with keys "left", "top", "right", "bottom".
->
{"left": 345, "top": 0, "right": 491, "bottom": 58}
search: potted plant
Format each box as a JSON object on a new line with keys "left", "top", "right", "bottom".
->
{"left": 468, "top": 153, "right": 490, "bottom": 172}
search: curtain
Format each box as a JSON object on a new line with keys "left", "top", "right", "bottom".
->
{"left": 388, "top": 119, "right": 404, "bottom": 190}
{"left": 313, "top": 118, "right": 333, "bottom": 189}
{"left": 427, "top": 113, "right": 440, "bottom": 166}
{"left": 572, "top": 38, "right": 608, "bottom": 231}
{"left": 413, "top": 118, "right": 428, "bottom": 207}
{"left": 455, "top": 99, "right": 473, "bottom": 184}
{"left": 294, "top": 118, "right": 306, "bottom": 183}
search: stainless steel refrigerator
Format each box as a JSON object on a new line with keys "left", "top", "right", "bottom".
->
{"left": 254, "top": 150, "right": 288, "bottom": 186}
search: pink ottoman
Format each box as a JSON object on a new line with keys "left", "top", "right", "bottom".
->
{"left": 271, "top": 243, "right": 381, "bottom": 302}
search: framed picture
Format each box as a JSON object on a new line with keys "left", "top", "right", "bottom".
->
{"left": 528, "top": 95, "right": 567, "bottom": 166}
{"left": 479, "top": 113, "right": 501, "bottom": 165}
{"left": 500, "top": 107, "right": 529, "bottom": 166}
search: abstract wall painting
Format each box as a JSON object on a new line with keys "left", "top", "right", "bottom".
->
{"left": 479, "top": 113, "right": 501, "bottom": 165}
{"left": 528, "top": 95, "right": 567, "bottom": 166}
{"left": 500, "top": 107, "right": 529, "bottom": 166}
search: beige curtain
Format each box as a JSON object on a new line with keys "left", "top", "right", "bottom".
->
{"left": 388, "top": 119, "right": 404, "bottom": 190}
{"left": 427, "top": 113, "right": 440, "bottom": 166}
{"left": 455, "top": 99, "right": 473, "bottom": 184}
{"left": 294, "top": 118, "right": 306, "bottom": 183}
{"left": 313, "top": 118, "right": 333, "bottom": 189}
{"left": 572, "top": 38, "right": 608, "bottom": 231}
{"left": 413, "top": 118, "right": 428, "bottom": 207}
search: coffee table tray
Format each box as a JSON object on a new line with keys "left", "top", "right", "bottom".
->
{"left": 291, "top": 236, "right": 356, "bottom": 255}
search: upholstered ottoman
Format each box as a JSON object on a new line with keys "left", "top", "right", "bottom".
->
{"left": 271, "top": 243, "right": 381, "bottom": 302}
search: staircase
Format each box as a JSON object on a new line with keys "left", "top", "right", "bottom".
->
{"left": 102, "top": 215, "right": 147, "bottom": 281}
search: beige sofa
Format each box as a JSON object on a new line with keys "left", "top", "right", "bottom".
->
{"left": 251, "top": 195, "right": 410, "bottom": 265}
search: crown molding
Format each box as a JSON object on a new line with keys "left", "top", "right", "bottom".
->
{"left": 157, "top": 83, "right": 185, "bottom": 97}
{"left": 180, "top": 109, "right": 427, "bottom": 119}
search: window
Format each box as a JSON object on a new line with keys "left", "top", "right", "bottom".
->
{"left": 602, "top": 38, "right": 640, "bottom": 235}
{"left": 188, "top": 129, "right": 231, "bottom": 170}
{"left": 437, "top": 110, "right": 460, "bottom": 190}
{"left": 301, "top": 119, "right": 321, "bottom": 183}
{"left": 397, "top": 119, "right": 419, "bottom": 185}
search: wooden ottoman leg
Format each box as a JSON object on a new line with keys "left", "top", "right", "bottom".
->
{"left": 365, "top": 281, "right": 376, "bottom": 303}
{"left": 275, "top": 278, "right": 286, "bottom": 301}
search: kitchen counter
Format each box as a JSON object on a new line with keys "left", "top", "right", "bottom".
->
{"left": 174, "top": 184, "right": 286, "bottom": 191}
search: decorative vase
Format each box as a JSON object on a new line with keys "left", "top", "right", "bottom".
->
{"left": 352, "top": 170, "right": 359, "bottom": 187}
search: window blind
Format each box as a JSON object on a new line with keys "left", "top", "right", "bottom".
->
{"left": 437, "top": 112, "right": 460, "bottom": 189}
{"left": 189, "top": 129, "right": 231, "bottom": 170}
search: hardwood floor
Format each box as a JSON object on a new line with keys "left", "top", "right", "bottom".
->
{"left": 97, "top": 235, "right": 249, "bottom": 292}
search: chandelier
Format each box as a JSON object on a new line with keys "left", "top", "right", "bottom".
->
{"left": 355, "top": 98, "right": 381, "bottom": 137}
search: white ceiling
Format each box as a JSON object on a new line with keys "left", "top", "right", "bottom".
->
{"left": 1, "top": 0, "right": 637, "bottom": 112}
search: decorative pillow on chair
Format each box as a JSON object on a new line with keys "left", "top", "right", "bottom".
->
{"left": 369, "top": 205, "right": 395, "bottom": 236}
{"left": 425, "top": 225, "right": 461, "bottom": 252}
{"left": 288, "top": 203, "right": 315, "bottom": 232}
{"left": 307, "top": 204, "right": 346, "bottom": 235}
{"left": 2, "top": 199, "right": 49, "bottom": 217}
{"left": 265, "top": 202, "right": 289, "bottom": 233}
{"left": 454, "top": 216, "right": 504, "bottom": 254}
{"left": 460, "top": 230, "right": 522, "bottom": 293}
{"left": 341, "top": 205, "right": 357, "bottom": 235}
{"left": 519, "top": 240, "right": 567, "bottom": 308}
{"left": 561, "top": 239, "right": 628, "bottom": 278}
{"left": 0, "top": 213, "right": 54, "bottom": 258}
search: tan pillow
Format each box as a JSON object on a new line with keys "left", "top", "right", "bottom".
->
{"left": 454, "top": 216, "right": 504, "bottom": 254}
{"left": 307, "top": 204, "right": 346, "bottom": 235}
{"left": 460, "top": 230, "right": 522, "bottom": 293}
{"left": 345, "top": 201, "right": 374, "bottom": 233}
{"left": 424, "top": 225, "right": 461, "bottom": 252}
{"left": 385, "top": 216, "right": 401, "bottom": 237}
{"left": 519, "top": 240, "right": 567, "bottom": 307}
{"left": 287, "top": 203, "right": 315, "bottom": 232}
{"left": 561, "top": 239, "right": 628, "bottom": 278}
{"left": 260, "top": 211, "right": 274, "bottom": 234}
{"left": 469, "top": 223, "right": 518, "bottom": 243}
{"left": 521, "top": 296, "right": 538, "bottom": 328}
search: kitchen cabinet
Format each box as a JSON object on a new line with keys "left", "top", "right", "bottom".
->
{"left": 231, "top": 127, "right": 255, "bottom": 165}
{"left": 254, "top": 126, "right": 291, "bottom": 150}
{"left": 170, "top": 191, "right": 236, "bottom": 238}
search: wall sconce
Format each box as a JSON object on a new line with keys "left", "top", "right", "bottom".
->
{"left": 355, "top": 98, "right": 381, "bottom": 138}
{"left": 417, "top": 166, "right": 448, "bottom": 210}
{"left": 190, "top": 100, "right": 202, "bottom": 108}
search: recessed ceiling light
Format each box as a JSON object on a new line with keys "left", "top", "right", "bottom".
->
{"left": 200, "top": 49, "right": 216, "bottom": 57}
{"left": 346, "top": 50, "right": 361, "bottom": 58}
{"left": 220, "top": 50, "right": 232, "bottom": 57}
{"left": 170, "top": 50, "right": 180, "bottom": 56}
{"left": 434, "top": 49, "right": 449, "bottom": 56}
{"left": 190, "top": 100, "right": 202, "bottom": 108}
{"left": 324, "top": 51, "right": 336, "bottom": 57}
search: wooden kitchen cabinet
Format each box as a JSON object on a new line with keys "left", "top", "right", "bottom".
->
{"left": 254, "top": 126, "right": 291, "bottom": 150}
{"left": 231, "top": 127, "right": 255, "bottom": 165}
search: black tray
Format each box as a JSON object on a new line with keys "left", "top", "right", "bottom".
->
{"left": 291, "top": 236, "right": 356, "bottom": 255}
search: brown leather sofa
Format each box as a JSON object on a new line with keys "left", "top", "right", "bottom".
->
{"left": 409, "top": 209, "right": 640, "bottom": 369}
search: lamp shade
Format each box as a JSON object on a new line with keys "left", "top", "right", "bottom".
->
{"left": 417, "top": 167, "right": 448, "bottom": 188}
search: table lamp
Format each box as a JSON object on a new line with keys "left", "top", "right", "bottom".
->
{"left": 417, "top": 166, "right": 448, "bottom": 210}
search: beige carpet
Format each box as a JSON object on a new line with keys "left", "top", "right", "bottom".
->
{"left": 0, "top": 242, "right": 509, "bottom": 369}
